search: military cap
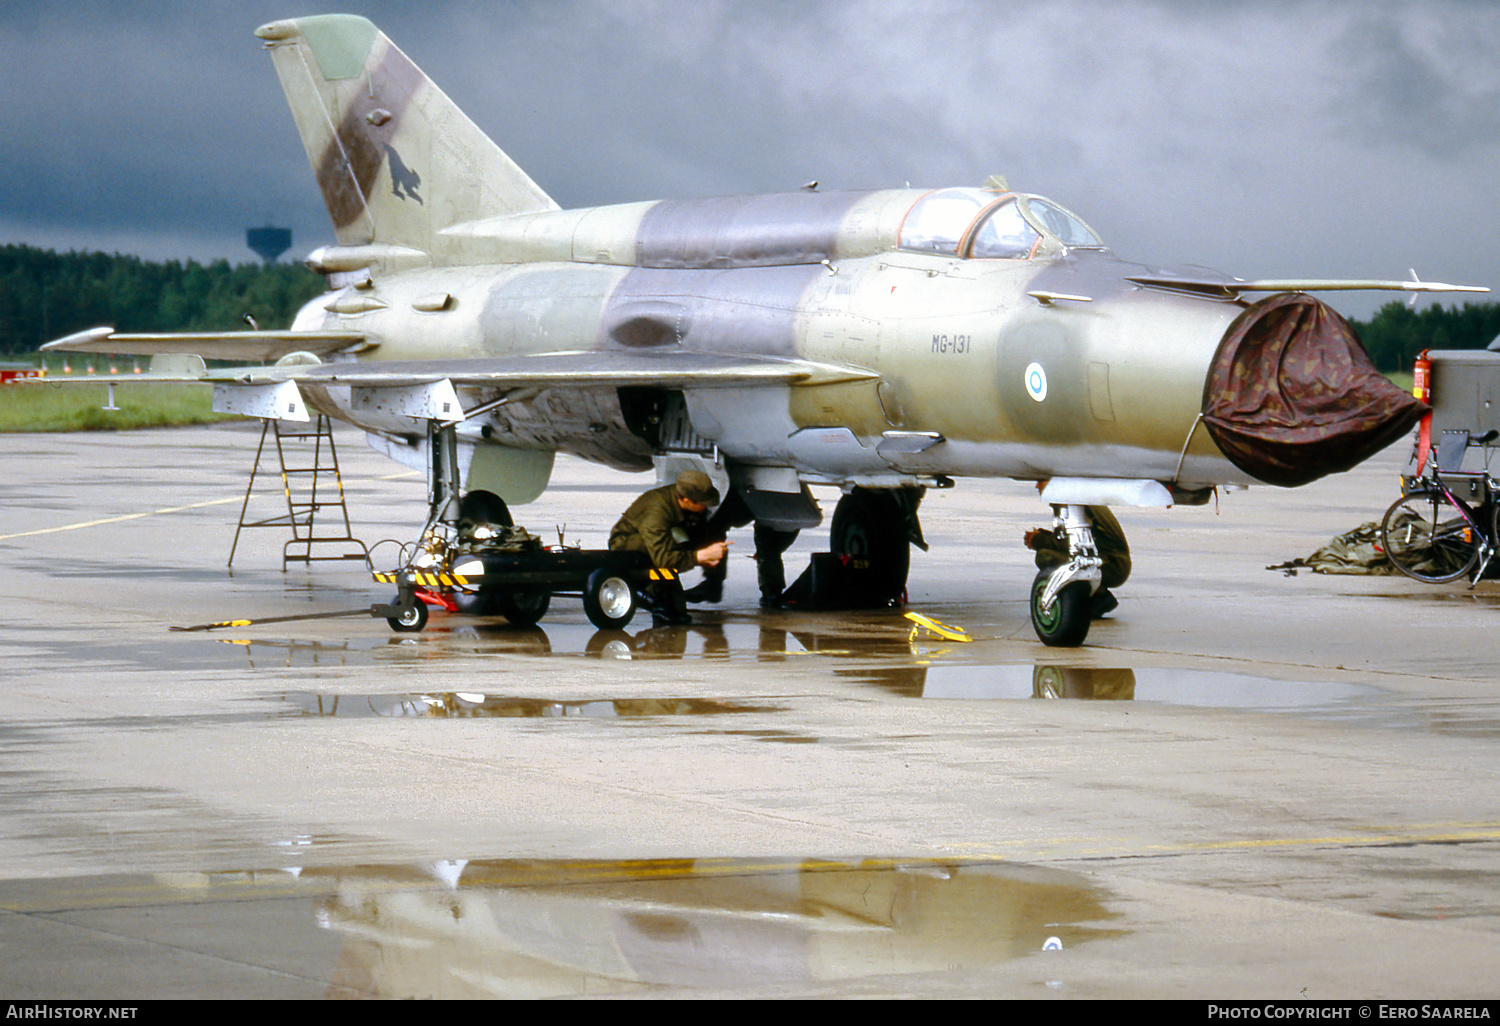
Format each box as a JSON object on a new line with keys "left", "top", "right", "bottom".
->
{"left": 674, "top": 470, "right": 720, "bottom": 506}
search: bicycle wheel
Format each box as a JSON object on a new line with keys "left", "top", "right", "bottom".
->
{"left": 1490, "top": 498, "right": 1500, "bottom": 579}
{"left": 1380, "top": 490, "right": 1481, "bottom": 584}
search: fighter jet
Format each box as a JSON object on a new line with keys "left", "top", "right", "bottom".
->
{"left": 43, "top": 14, "right": 1486, "bottom": 646}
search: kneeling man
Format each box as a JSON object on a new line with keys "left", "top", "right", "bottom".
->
{"left": 609, "top": 470, "right": 731, "bottom": 625}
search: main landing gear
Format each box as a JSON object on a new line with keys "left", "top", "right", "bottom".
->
{"left": 782, "top": 486, "right": 924, "bottom": 609}
{"left": 373, "top": 418, "right": 551, "bottom": 631}
{"left": 830, "top": 488, "right": 913, "bottom": 605}
{"left": 1029, "top": 504, "right": 1103, "bottom": 648}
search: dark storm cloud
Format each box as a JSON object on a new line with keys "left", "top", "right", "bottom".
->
{"left": 1334, "top": 11, "right": 1500, "bottom": 158}
{"left": 2, "top": 0, "right": 1496, "bottom": 316}
{"left": 1, "top": 1, "right": 319, "bottom": 254}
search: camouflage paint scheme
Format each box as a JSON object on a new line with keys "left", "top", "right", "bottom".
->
{"left": 44, "top": 15, "right": 1477, "bottom": 521}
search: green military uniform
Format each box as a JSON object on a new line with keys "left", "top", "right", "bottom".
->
{"left": 1028, "top": 504, "right": 1131, "bottom": 593}
{"left": 610, "top": 471, "right": 722, "bottom": 625}
{"left": 608, "top": 483, "right": 709, "bottom": 572}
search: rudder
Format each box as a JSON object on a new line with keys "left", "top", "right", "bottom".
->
{"left": 256, "top": 15, "right": 557, "bottom": 259}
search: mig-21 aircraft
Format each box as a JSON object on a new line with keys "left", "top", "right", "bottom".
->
{"left": 43, "top": 14, "right": 1487, "bottom": 646}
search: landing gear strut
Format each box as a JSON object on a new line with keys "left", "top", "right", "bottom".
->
{"left": 1029, "top": 504, "right": 1102, "bottom": 647}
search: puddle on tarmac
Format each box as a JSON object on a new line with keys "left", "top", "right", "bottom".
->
{"left": 194, "top": 620, "right": 911, "bottom": 670}
{"left": 853, "top": 664, "right": 1500, "bottom": 737}
{"left": 276, "top": 692, "right": 783, "bottom": 720}
{"left": 4, "top": 621, "right": 901, "bottom": 673}
{"left": 0, "top": 855, "right": 1122, "bottom": 998}
{"left": 18, "top": 611, "right": 1500, "bottom": 738}
{"left": 865, "top": 663, "right": 1347, "bottom": 715}
{"left": 856, "top": 663, "right": 1376, "bottom": 710}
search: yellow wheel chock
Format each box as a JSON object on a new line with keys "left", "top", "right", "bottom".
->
{"left": 904, "top": 611, "right": 972, "bottom": 643}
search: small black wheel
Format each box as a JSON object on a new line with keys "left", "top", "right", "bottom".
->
{"left": 387, "top": 594, "right": 429, "bottom": 633}
{"left": 583, "top": 568, "right": 637, "bottom": 629}
{"left": 1030, "top": 568, "right": 1091, "bottom": 647}
{"left": 1380, "top": 490, "right": 1480, "bottom": 584}
{"left": 497, "top": 588, "right": 552, "bottom": 626}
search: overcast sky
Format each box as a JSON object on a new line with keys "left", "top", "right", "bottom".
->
{"left": 3, "top": 0, "right": 1497, "bottom": 318}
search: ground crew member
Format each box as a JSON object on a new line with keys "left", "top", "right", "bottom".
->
{"left": 609, "top": 470, "right": 731, "bottom": 625}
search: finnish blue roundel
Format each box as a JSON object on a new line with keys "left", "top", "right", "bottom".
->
{"left": 1025, "top": 362, "right": 1048, "bottom": 403}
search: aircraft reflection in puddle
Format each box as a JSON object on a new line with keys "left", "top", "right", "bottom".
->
{"left": 279, "top": 691, "right": 782, "bottom": 720}
{"left": 92, "top": 856, "right": 1123, "bottom": 998}
{"left": 861, "top": 663, "right": 1386, "bottom": 720}
{"left": 232, "top": 622, "right": 1400, "bottom": 727}
{"left": 858, "top": 665, "right": 1139, "bottom": 700}
{"left": 229, "top": 619, "right": 916, "bottom": 668}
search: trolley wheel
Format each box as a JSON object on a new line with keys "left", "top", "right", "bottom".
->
{"left": 585, "top": 630, "right": 636, "bottom": 658}
{"left": 1029, "top": 568, "right": 1091, "bottom": 648}
{"left": 1380, "top": 490, "right": 1481, "bottom": 584}
{"left": 387, "top": 593, "right": 429, "bottom": 633}
{"left": 497, "top": 588, "right": 552, "bottom": 627}
{"left": 583, "top": 568, "right": 638, "bottom": 630}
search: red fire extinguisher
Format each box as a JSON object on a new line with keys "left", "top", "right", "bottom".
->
{"left": 1412, "top": 349, "right": 1432, "bottom": 403}
{"left": 1412, "top": 349, "right": 1433, "bottom": 475}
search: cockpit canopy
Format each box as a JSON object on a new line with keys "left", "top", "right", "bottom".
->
{"left": 899, "top": 187, "right": 1105, "bottom": 259}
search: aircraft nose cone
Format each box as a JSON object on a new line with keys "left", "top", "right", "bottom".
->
{"left": 1202, "top": 293, "right": 1426, "bottom": 486}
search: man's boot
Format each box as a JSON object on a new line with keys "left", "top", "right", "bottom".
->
{"left": 681, "top": 561, "right": 725, "bottom": 604}
{"left": 650, "top": 582, "right": 693, "bottom": 626}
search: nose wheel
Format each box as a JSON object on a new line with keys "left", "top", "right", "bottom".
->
{"left": 1029, "top": 569, "right": 1091, "bottom": 647}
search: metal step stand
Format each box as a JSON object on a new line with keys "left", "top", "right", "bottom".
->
{"left": 228, "top": 415, "right": 371, "bottom": 570}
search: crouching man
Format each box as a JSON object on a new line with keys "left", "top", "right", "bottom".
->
{"left": 608, "top": 470, "right": 731, "bottom": 626}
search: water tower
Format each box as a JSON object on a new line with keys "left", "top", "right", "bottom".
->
{"left": 246, "top": 226, "right": 292, "bottom": 264}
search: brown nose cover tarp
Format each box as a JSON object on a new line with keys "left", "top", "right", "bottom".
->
{"left": 1202, "top": 293, "right": 1426, "bottom": 487}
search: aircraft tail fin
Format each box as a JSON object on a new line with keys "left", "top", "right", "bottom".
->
{"left": 255, "top": 15, "right": 557, "bottom": 262}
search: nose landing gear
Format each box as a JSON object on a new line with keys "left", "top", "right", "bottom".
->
{"left": 1029, "top": 504, "right": 1102, "bottom": 647}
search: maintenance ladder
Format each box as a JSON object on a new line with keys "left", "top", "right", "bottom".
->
{"left": 229, "top": 415, "right": 370, "bottom": 570}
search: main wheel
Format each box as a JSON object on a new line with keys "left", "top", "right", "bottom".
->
{"left": 1380, "top": 490, "right": 1480, "bottom": 584}
{"left": 583, "top": 568, "right": 637, "bottom": 629}
{"left": 387, "top": 593, "right": 429, "bottom": 633}
{"left": 1030, "top": 568, "right": 1091, "bottom": 647}
{"left": 452, "top": 492, "right": 522, "bottom": 617}
{"left": 830, "top": 488, "right": 910, "bottom": 603}
{"left": 497, "top": 588, "right": 552, "bottom": 626}
{"left": 458, "top": 490, "right": 513, "bottom": 528}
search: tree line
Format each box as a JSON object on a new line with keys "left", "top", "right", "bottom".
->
{"left": 2, "top": 244, "right": 1497, "bottom": 371}
{"left": 1348, "top": 300, "right": 1500, "bottom": 373}
{"left": 0, "top": 245, "right": 325, "bottom": 357}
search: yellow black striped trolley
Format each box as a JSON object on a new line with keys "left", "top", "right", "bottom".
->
{"left": 372, "top": 545, "right": 670, "bottom": 633}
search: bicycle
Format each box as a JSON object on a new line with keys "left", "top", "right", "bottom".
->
{"left": 1379, "top": 429, "right": 1499, "bottom": 584}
